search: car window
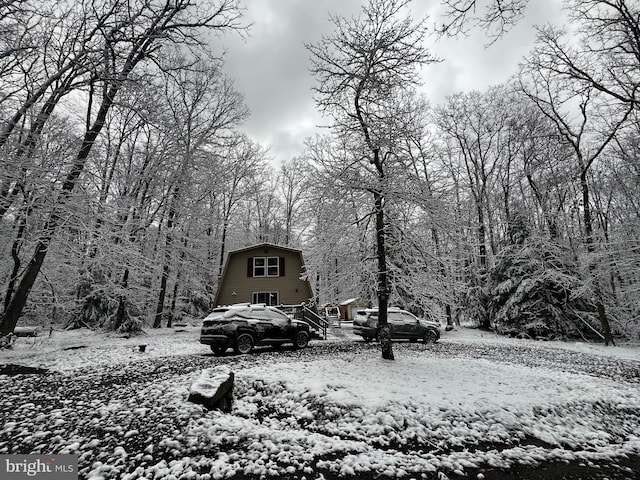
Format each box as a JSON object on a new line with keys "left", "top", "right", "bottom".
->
{"left": 204, "top": 308, "right": 228, "bottom": 320}
{"left": 224, "top": 307, "right": 249, "bottom": 318}
{"left": 401, "top": 312, "right": 418, "bottom": 323}
{"left": 247, "top": 306, "right": 266, "bottom": 319}
{"left": 388, "top": 312, "right": 404, "bottom": 323}
{"left": 261, "top": 308, "right": 290, "bottom": 321}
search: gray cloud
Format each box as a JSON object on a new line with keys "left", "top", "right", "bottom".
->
{"left": 220, "top": 0, "right": 565, "bottom": 164}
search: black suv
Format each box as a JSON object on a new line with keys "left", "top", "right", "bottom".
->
{"left": 199, "top": 303, "right": 311, "bottom": 355}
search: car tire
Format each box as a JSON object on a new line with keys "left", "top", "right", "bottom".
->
{"left": 409, "top": 338, "right": 417, "bottom": 343}
{"left": 423, "top": 329, "right": 438, "bottom": 344}
{"left": 293, "top": 330, "right": 310, "bottom": 349}
{"left": 363, "top": 336, "right": 373, "bottom": 343}
{"left": 210, "top": 346, "right": 226, "bottom": 356}
{"left": 234, "top": 333, "right": 254, "bottom": 354}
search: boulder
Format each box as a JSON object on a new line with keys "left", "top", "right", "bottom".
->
{"left": 188, "top": 366, "right": 234, "bottom": 412}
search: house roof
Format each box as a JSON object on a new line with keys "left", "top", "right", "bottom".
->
{"left": 339, "top": 297, "right": 361, "bottom": 306}
{"left": 227, "top": 243, "right": 303, "bottom": 256}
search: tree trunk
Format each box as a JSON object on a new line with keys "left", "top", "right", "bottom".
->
{"left": 218, "top": 220, "right": 229, "bottom": 279}
{"left": 475, "top": 200, "right": 491, "bottom": 330}
{"left": 374, "top": 189, "right": 394, "bottom": 360}
{"left": 169, "top": 237, "right": 188, "bottom": 328}
{"left": 580, "top": 170, "right": 615, "bottom": 346}
{"left": 476, "top": 201, "right": 487, "bottom": 271}
{"left": 113, "top": 268, "right": 130, "bottom": 331}
{"left": 154, "top": 186, "right": 179, "bottom": 328}
{"left": 431, "top": 227, "right": 453, "bottom": 329}
{"left": 154, "top": 244, "right": 171, "bottom": 328}
{"left": 3, "top": 204, "right": 32, "bottom": 311}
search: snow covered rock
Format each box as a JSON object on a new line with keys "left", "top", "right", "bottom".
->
{"left": 188, "top": 366, "right": 234, "bottom": 412}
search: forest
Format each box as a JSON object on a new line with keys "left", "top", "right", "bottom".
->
{"left": 1, "top": 0, "right": 639, "bottom": 345}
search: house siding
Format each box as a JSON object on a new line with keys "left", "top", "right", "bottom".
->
{"left": 215, "top": 245, "right": 314, "bottom": 307}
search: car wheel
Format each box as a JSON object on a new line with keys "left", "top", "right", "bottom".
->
{"left": 423, "top": 329, "right": 438, "bottom": 344}
{"left": 210, "top": 346, "right": 226, "bottom": 356}
{"left": 293, "top": 330, "right": 310, "bottom": 349}
{"left": 363, "top": 336, "right": 372, "bottom": 343}
{"left": 234, "top": 333, "right": 254, "bottom": 354}
{"left": 409, "top": 338, "right": 417, "bottom": 343}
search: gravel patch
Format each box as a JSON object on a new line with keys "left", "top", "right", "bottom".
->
{"left": 1, "top": 339, "right": 638, "bottom": 479}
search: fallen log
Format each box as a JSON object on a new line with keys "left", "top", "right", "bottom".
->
{"left": 13, "top": 327, "right": 40, "bottom": 337}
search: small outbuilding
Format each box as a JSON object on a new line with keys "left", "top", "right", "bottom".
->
{"left": 338, "top": 297, "right": 370, "bottom": 321}
{"left": 214, "top": 243, "right": 315, "bottom": 307}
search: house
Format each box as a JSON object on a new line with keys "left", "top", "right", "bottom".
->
{"left": 214, "top": 243, "right": 315, "bottom": 307}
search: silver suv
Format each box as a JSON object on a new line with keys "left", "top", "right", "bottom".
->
{"left": 200, "top": 303, "right": 311, "bottom": 355}
{"left": 353, "top": 307, "right": 441, "bottom": 344}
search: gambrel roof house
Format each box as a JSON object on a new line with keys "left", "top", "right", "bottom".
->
{"left": 214, "top": 243, "right": 315, "bottom": 308}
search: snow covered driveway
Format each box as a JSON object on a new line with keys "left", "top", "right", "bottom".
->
{"left": 0, "top": 328, "right": 639, "bottom": 479}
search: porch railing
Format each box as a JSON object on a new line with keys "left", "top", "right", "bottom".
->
{"left": 278, "top": 304, "right": 328, "bottom": 340}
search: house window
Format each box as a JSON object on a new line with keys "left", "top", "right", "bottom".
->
{"left": 267, "top": 257, "right": 279, "bottom": 276}
{"left": 251, "top": 257, "right": 282, "bottom": 277}
{"left": 248, "top": 256, "right": 285, "bottom": 277}
{"left": 253, "top": 291, "right": 279, "bottom": 305}
{"left": 253, "top": 257, "right": 266, "bottom": 277}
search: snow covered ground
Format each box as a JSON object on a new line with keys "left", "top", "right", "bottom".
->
{"left": 1, "top": 325, "right": 639, "bottom": 479}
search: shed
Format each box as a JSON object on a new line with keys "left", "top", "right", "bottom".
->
{"left": 339, "top": 297, "right": 370, "bottom": 321}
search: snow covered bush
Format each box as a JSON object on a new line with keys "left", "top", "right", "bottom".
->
{"left": 168, "top": 291, "right": 213, "bottom": 325}
{"left": 488, "top": 237, "right": 598, "bottom": 340}
{"left": 459, "top": 284, "right": 490, "bottom": 329}
{"left": 71, "top": 279, "right": 143, "bottom": 334}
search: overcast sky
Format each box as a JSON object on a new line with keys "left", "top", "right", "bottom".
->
{"left": 218, "top": 0, "right": 565, "bottom": 165}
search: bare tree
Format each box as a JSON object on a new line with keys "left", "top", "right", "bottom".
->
{"left": 0, "top": 0, "right": 246, "bottom": 337}
{"left": 153, "top": 59, "right": 248, "bottom": 328}
{"left": 244, "top": 171, "right": 285, "bottom": 245}
{"left": 435, "top": 87, "right": 521, "bottom": 304}
{"left": 519, "top": 53, "right": 633, "bottom": 345}
{"left": 401, "top": 96, "right": 459, "bottom": 328}
{"left": 437, "top": 0, "right": 530, "bottom": 39}
{"left": 308, "top": 0, "right": 435, "bottom": 359}
{"left": 277, "top": 157, "right": 310, "bottom": 246}
{"left": 303, "top": 135, "right": 377, "bottom": 308}
{"left": 214, "top": 137, "right": 266, "bottom": 277}
{"left": 531, "top": 1, "right": 640, "bottom": 111}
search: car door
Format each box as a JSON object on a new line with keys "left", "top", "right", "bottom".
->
{"left": 388, "top": 311, "right": 407, "bottom": 339}
{"left": 248, "top": 306, "right": 275, "bottom": 341}
{"left": 261, "top": 307, "right": 292, "bottom": 340}
{"left": 401, "top": 311, "right": 422, "bottom": 339}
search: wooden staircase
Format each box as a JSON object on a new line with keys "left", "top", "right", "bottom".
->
{"left": 278, "top": 304, "right": 329, "bottom": 340}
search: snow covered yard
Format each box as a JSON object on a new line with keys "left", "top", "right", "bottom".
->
{"left": 1, "top": 326, "right": 639, "bottom": 479}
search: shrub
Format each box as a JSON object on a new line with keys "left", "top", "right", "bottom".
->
{"left": 488, "top": 236, "right": 598, "bottom": 339}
